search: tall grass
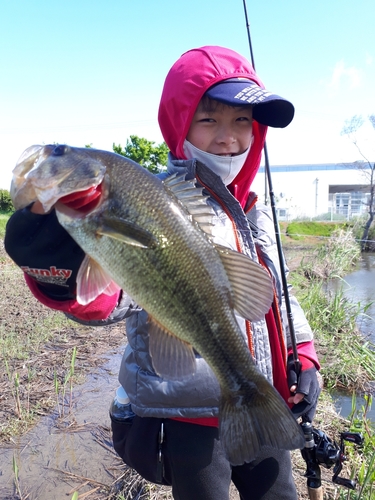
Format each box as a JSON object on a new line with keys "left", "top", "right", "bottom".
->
{"left": 54, "top": 347, "right": 77, "bottom": 417}
{"left": 335, "top": 395, "right": 375, "bottom": 499}
{"left": 294, "top": 279, "right": 375, "bottom": 391}
{"left": 291, "top": 228, "right": 375, "bottom": 498}
{"left": 300, "top": 228, "right": 361, "bottom": 280}
{"left": 291, "top": 228, "right": 375, "bottom": 391}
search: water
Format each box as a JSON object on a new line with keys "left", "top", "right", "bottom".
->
{"left": 332, "top": 391, "right": 374, "bottom": 421}
{"left": 328, "top": 253, "right": 375, "bottom": 342}
{"left": 0, "top": 351, "right": 123, "bottom": 500}
{"left": 328, "top": 253, "right": 375, "bottom": 420}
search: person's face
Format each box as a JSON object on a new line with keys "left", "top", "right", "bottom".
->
{"left": 186, "top": 99, "right": 253, "bottom": 156}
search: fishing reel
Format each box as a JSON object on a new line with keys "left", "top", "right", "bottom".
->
{"left": 300, "top": 421, "right": 364, "bottom": 490}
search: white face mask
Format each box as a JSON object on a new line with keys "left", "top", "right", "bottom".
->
{"left": 183, "top": 139, "right": 252, "bottom": 186}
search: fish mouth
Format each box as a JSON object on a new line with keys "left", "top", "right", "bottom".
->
{"left": 55, "top": 182, "right": 104, "bottom": 219}
{"left": 11, "top": 143, "right": 107, "bottom": 212}
{"left": 57, "top": 182, "right": 103, "bottom": 212}
{"left": 35, "top": 172, "right": 105, "bottom": 213}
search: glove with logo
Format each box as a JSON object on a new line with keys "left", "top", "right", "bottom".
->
{"left": 287, "top": 354, "right": 322, "bottom": 422}
{"left": 4, "top": 186, "right": 101, "bottom": 301}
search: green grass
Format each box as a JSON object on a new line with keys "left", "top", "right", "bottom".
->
{"left": 335, "top": 394, "right": 375, "bottom": 499}
{"left": 0, "top": 308, "right": 69, "bottom": 359}
{"left": 0, "top": 211, "right": 12, "bottom": 239}
{"left": 286, "top": 221, "right": 352, "bottom": 238}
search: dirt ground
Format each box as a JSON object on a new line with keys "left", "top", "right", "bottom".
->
{"left": 0, "top": 241, "right": 126, "bottom": 440}
{"left": 0, "top": 239, "right": 346, "bottom": 499}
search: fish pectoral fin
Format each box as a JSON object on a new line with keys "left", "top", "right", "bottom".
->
{"left": 76, "top": 254, "right": 118, "bottom": 305}
{"left": 148, "top": 317, "right": 196, "bottom": 380}
{"left": 215, "top": 245, "right": 274, "bottom": 322}
{"left": 97, "top": 215, "right": 157, "bottom": 248}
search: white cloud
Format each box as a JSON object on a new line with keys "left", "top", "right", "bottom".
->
{"left": 328, "top": 60, "right": 362, "bottom": 90}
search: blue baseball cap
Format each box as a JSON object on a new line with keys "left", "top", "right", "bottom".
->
{"left": 205, "top": 78, "right": 294, "bottom": 128}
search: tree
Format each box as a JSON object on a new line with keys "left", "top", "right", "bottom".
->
{"left": 0, "top": 189, "right": 15, "bottom": 212}
{"left": 341, "top": 114, "right": 375, "bottom": 250}
{"left": 113, "top": 135, "right": 168, "bottom": 174}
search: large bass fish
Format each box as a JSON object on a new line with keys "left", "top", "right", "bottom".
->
{"left": 11, "top": 144, "right": 304, "bottom": 465}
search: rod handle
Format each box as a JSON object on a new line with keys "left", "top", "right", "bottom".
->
{"left": 307, "top": 486, "right": 324, "bottom": 500}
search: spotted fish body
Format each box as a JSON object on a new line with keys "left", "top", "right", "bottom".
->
{"left": 11, "top": 144, "right": 304, "bottom": 464}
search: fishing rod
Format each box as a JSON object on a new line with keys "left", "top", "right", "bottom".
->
{"left": 241, "top": 0, "right": 300, "bottom": 374}
{"left": 240, "top": 3, "right": 364, "bottom": 499}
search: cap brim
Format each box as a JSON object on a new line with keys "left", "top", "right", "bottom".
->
{"left": 205, "top": 80, "right": 294, "bottom": 128}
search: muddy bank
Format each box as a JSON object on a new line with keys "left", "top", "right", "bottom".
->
{"left": 0, "top": 352, "right": 124, "bottom": 500}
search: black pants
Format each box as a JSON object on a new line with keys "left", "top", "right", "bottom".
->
{"left": 111, "top": 416, "right": 297, "bottom": 500}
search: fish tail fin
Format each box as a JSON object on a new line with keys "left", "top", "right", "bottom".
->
{"left": 219, "top": 383, "right": 304, "bottom": 466}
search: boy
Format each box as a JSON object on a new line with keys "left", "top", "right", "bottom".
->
{"left": 5, "top": 46, "right": 321, "bottom": 499}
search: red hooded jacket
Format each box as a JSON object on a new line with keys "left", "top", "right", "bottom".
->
{"left": 158, "top": 45, "right": 268, "bottom": 209}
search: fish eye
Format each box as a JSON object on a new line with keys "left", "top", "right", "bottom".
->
{"left": 53, "top": 144, "right": 68, "bottom": 156}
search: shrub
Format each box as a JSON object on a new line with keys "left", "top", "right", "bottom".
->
{"left": 0, "top": 190, "right": 14, "bottom": 212}
{"left": 299, "top": 228, "right": 361, "bottom": 280}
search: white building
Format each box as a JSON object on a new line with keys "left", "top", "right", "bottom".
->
{"left": 251, "top": 162, "right": 372, "bottom": 221}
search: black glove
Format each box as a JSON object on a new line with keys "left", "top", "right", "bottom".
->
{"left": 5, "top": 184, "right": 103, "bottom": 301}
{"left": 4, "top": 206, "right": 85, "bottom": 300}
{"left": 287, "top": 354, "right": 321, "bottom": 422}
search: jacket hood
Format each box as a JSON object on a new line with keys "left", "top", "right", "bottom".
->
{"left": 158, "top": 45, "right": 268, "bottom": 208}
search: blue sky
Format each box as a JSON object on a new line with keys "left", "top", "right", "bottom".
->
{"left": 1, "top": 0, "right": 374, "bottom": 189}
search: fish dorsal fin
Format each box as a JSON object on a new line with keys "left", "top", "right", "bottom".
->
{"left": 215, "top": 245, "right": 274, "bottom": 322}
{"left": 96, "top": 215, "right": 157, "bottom": 248}
{"left": 76, "top": 254, "right": 120, "bottom": 305}
{"left": 163, "top": 174, "right": 215, "bottom": 236}
{"left": 148, "top": 317, "right": 196, "bottom": 380}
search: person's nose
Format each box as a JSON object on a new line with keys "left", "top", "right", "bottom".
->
{"left": 215, "top": 124, "right": 236, "bottom": 146}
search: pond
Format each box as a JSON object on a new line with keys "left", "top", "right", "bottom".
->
{"left": 328, "top": 252, "right": 375, "bottom": 343}
{"left": 328, "top": 253, "right": 375, "bottom": 420}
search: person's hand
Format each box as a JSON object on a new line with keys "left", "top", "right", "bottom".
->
{"left": 30, "top": 200, "right": 50, "bottom": 214}
{"left": 287, "top": 354, "right": 322, "bottom": 422}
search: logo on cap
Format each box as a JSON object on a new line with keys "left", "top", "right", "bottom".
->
{"left": 234, "top": 87, "right": 273, "bottom": 103}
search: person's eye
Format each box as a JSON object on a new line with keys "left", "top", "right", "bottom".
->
{"left": 237, "top": 116, "right": 251, "bottom": 122}
{"left": 198, "top": 117, "right": 215, "bottom": 123}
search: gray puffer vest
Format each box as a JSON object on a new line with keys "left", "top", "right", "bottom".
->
{"left": 105, "top": 158, "right": 312, "bottom": 419}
